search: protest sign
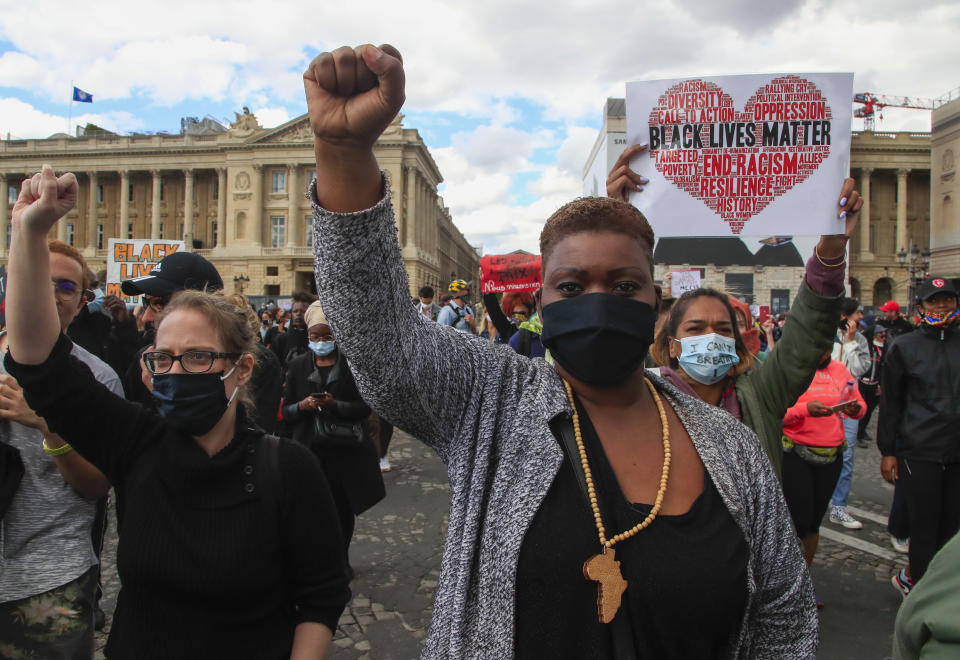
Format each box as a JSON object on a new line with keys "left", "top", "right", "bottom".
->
{"left": 626, "top": 73, "right": 853, "bottom": 237}
{"left": 669, "top": 269, "right": 702, "bottom": 297}
{"left": 106, "top": 238, "right": 185, "bottom": 303}
{"left": 481, "top": 254, "right": 542, "bottom": 294}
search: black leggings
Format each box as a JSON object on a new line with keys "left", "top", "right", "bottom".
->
{"left": 898, "top": 458, "right": 960, "bottom": 582}
{"left": 781, "top": 449, "right": 843, "bottom": 539}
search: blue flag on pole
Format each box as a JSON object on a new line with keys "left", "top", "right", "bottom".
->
{"left": 72, "top": 87, "right": 93, "bottom": 103}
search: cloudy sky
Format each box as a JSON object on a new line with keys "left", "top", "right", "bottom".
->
{"left": 1, "top": 0, "right": 957, "bottom": 254}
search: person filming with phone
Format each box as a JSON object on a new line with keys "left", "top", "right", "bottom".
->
{"left": 780, "top": 347, "right": 865, "bottom": 606}
{"left": 281, "top": 301, "right": 384, "bottom": 578}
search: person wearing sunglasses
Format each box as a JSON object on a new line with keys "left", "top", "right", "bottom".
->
{"left": 4, "top": 168, "right": 350, "bottom": 659}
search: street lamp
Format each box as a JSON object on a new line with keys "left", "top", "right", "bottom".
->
{"left": 897, "top": 244, "right": 931, "bottom": 306}
{"left": 233, "top": 274, "right": 250, "bottom": 293}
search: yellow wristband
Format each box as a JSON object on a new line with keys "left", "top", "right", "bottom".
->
{"left": 42, "top": 439, "right": 73, "bottom": 457}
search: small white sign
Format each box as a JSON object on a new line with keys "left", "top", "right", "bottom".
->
{"left": 670, "top": 269, "right": 702, "bottom": 297}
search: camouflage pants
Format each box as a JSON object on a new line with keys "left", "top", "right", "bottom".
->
{"left": 0, "top": 567, "right": 96, "bottom": 660}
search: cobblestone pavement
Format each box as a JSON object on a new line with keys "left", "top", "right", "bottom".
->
{"left": 94, "top": 416, "right": 905, "bottom": 659}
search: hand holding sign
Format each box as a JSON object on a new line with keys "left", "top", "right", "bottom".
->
{"left": 13, "top": 166, "right": 78, "bottom": 237}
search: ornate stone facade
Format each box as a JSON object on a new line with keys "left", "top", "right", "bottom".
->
{"left": 930, "top": 97, "right": 960, "bottom": 277}
{"left": 0, "top": 113, "right": 480, "bottom": 299}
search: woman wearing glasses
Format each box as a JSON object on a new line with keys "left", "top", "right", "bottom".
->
{"left": 4, "top": 169, "right": 350, "bottom": 659}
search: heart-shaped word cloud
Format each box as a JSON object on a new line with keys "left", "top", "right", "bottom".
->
{"left": 647, "top": 76, "right": 832, "bottom": 234}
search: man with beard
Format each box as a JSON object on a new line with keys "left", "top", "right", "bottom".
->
{"left": 118, "top": 251, "right": 223, "bottom": 405}
{"left": 880, "top": 276, "right": 960, "bottom": 596}
{"left": 270, "top": 291, "right": 316, "bottom": 368}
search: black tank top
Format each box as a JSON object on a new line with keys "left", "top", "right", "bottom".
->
{"left": 515, "top": 404, "right": 749, "bottom": 658}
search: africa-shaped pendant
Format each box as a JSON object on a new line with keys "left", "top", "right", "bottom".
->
{"left": 583, "top": 546, "right": 628, "bottom": 624}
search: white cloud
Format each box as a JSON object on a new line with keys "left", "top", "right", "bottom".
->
{"left": 0, "top": 98, "right": 144, "bottom": 139}
{"left": 252, "top": 106, "right": 292, "bottom": 129}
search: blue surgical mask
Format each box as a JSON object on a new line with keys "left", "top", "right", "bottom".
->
{"left": 309, "top": 340, "right": 336, "bottom": 357}
{"left": 674, "top": 333, "right": 740, "bottom": 385}
{"left": 87, "top": 287, "right": 106, "bottom": 315}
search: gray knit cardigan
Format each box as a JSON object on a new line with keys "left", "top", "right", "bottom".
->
{"left": 310, "top": 177, "right": 818, "bottom": 659}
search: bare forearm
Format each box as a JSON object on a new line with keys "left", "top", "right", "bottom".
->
{"left": 290, "top": 622, "right": 332, "bottom": 660}
{"left": 313, "top": 142, "right": 381, "bottom": 214}
{"left": 44, "top": 431, "right": 111, "bottom": 499}
{"left": 7, "top": 222, "right": 60, "bottom": 364}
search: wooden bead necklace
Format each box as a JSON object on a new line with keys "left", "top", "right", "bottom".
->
{"left": 562, "top": 377, "right": 672, "bottom": 624}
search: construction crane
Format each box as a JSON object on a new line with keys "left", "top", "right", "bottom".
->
{"left": 853, "top": 92, "right": 944, "bottom": 130}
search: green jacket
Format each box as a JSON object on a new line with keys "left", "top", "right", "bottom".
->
{"left": 894, "top": 532, "right": 960, "bottom": 659}
{"left": 735, "top": 281, "right": 843, "bottom": 476}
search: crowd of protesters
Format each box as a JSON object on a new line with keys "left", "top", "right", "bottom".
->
{"left": 0, "top": 42, "right": 958, "bottom": 660}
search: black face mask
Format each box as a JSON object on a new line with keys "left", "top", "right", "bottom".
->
{"left": 540, "top": 293, "right": 657, "bottom": 387}
{"left": 152, "top": 368, "right": 238, "bottom": 436}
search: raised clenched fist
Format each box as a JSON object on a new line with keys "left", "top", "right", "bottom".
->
{"left": 12, "top": 166, "right": 78, "bottom": 236}
{"left": 303, "top": 44, "right": 405, "bottom": 153}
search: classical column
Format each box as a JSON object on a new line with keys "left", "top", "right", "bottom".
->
{"left": 183, "top": 169, "right": 194, "bottom": 249}
{"left": 404, "top": 166, "right": 417, "bottom": 247}
{"left": 118, "top": 170, "right": 130, "bottom": 242}
{"left": 86, "top": 171, "right": 98, "bottom": 250}
{"left": 859, "top": 168, "right": 873, "bottom": 258}
{"left": 251, "top": 164, "right": 262, "bottom": 247}
{"left": 151, "top": 170, "right": 162, "bottom": 239}
{"left": 896, "top": 168, "right": 910, "bottom": 253}
{"left": 286, "top": 163, "right": 299, "bottom": 248}
{"left": 0, "top": 173, "right": 8, "bottom": 256}
{"left": 216, "top": 168, "right": 226, "bottom": 248}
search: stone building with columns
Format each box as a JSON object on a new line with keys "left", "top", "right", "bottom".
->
{"left": 930, "top": 96, "right": 960, "bottom": 278}
{"left": 847, "top": 131, "right": 931, "bottom": 309}
{"left": 0, "top": 110, "right": 480, "bottom": 298}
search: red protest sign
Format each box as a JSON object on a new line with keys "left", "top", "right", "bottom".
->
{"left": 481, "top": 254, "right": 542, "bottom": 294}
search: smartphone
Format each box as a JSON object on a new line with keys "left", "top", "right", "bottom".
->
{"left": 830, "top": 400, "right": 857, "bottom": 413}
{"left": 309, "top": 392, "right": 327, "bottom": 399}
{"left": 757, "top": 312, "right": 771, "bottom": 325}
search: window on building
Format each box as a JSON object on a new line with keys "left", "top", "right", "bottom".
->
{"left": 272, "top": 171, "right": 286, "bottom": 193}
{"left": 97, "top": 224, "right": 104, "bottom": 249}
{"left": 179, "top": 223, "right": 184, "bottom": 240}
{"left": 305, "top": 218, "right": 313, "bottom": 247}
{"left": 97, "top": 184, "right": 104, "bottom": 204}
{"left": 66, "top": 224, "right": 74, "bottom": 246}
{"left": 266, "top": 266, "right": 279, "bottom": 276}
{"left": 213, "top": 177, "right": 219, "bottom": 201}
{"left": 270, "top": 215, "right": 285, "bottom": 248}
{"left": 160, "top": 183, "right": 165, "bottom": 201}
{"left": 724, "top": 273, "right": 754, "bottom": 305}
{"left": 159, "top": 223, "right": 164, "bottom": 239}
{"left": 264, "top": 284, "right": 280, "bottom": 296}
{"left": 869, "top": 223, "right": 878, "bottom": 253}
{"left": 770, "top": 289, "right": 790, "bottom": 316}
{"left": 212, "top": 221, "right": 218, "bottom": 245}
{"left": 7, "top": 185, "right": 16, "bottom": 206}
{"left": 128, "top": 182, "right": 134, "bottom": 202}
{"left": 6, "top": 230, "right": 10, "bottom": 249}
{"left": 127, "top": 223, "right": 134, "bottom": 239}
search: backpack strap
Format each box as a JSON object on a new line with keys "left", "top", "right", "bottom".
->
{"left": 517, "top": 329, "right": 533, "bottom": 357}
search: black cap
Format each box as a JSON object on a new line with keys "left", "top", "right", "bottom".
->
{"left": 121, "top": 251, "right": 223, "bottom": 297}
{"left": 916, "top": 276, "right": 959, "bottom": 302}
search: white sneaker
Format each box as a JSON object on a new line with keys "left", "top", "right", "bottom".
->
{"left": 829, "top": 506, "right": 863, "bottom": 529}
{"left": 379, "top": 456, "right": 391, "bottom": 472}
{"left": 890, "top": 535, "right": 910, "bottom": 554}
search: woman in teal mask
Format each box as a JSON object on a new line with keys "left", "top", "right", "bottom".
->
{"left": 281, "top": 301, "right": 384, "bottom": 577}
{"left": 299, "top": 43, "right": 864, "bottom": 658}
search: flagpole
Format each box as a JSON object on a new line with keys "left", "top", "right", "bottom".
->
{"left": 68, "top": 80, "right": 73, "bottom": 136}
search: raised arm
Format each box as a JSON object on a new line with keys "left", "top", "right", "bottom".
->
{"left": 303, "top": 45, "right": 536, "bottom": 460}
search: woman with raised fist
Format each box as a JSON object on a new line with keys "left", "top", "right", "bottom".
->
{"left": 304, "top": 44, "right": 819, "bottom": 658}
{"left": 5, "top": 168, "right": 349, "bottom": 659}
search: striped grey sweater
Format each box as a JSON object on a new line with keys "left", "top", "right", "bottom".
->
{"left": 310, "top": 176, "right": 817, "bottom": 659}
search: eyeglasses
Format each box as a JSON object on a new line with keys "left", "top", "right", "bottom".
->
{"left": 52, "top": 279, "right": 81, "bottom": 300}
{"left": 145, "top": 295, "right": 172, "bottom": 313}
{"left": 143, "top": 350, "right": 241, "bottom": 374}
{"left": 308, "top": 334, "right": 335, "bottom": 342}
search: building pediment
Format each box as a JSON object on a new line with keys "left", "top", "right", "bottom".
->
{"left": 248, "top": 115, "right": 314, "bottom": 144}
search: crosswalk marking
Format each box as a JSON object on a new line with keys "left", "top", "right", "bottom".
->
{"left": 819, "top": 527, "right": 901, "bottom": 561}
{"left": 845, "top": 505, "right": 890, "bottom": 526}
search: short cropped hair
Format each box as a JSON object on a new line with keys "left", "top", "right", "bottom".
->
{"left": 291, "top": 291, "right": 318, "bottom": 305}
{"left": 419, "top": 285, "right": 435, "bottom": 299}
{"left": 539, "top": 197, "right": 655, "bottom": 273}
{"left": 48, "top": 240, "right": 92, "bottom": 290}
